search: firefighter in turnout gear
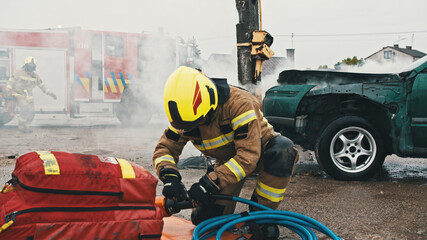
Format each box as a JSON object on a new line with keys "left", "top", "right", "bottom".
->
{"left": 6, "top": 57, "right": 57, "bottom": 132}
{"left": 153, "top": 66, "right": 299, "bottom": 227}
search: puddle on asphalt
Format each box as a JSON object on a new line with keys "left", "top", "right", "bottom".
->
{"left": 375, "top": 162, "right": 427, "bottom": 183}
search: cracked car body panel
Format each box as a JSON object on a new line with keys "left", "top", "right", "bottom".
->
{"left": 263, "top": 56, "right": 427, "bottom": 158}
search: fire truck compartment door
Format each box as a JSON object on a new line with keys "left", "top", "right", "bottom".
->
{"left": 14, "top": 48, "right": 67, "bottom": 112}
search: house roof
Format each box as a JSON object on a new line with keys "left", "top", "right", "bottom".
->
{"left": 262, "top": 56, "right": 287, "bottom": 75}
{"left": 366, "top": 45, "right": 426, "bottom": 59}
{"left": 390, "top": 46, "right": 426, "bottom": 58}
{"left": 207, "top": 53, "right": 232, "bottom": 62}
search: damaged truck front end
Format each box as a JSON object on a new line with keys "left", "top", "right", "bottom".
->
{"left": 263, "top": 57, "right": 427, "bottom": 180}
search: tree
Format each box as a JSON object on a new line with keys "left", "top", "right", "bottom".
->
{"left": 187, "top": 37, "right": 201, "bottom": 58}
{"left": 341, "top": 56, "right": 364, "bottom": 66}
{"left": 176, "top": 36, "right": 202, "bottom": 68}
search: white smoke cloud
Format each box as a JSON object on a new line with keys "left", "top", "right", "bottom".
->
{"left": 339, "top": 58, "right": 415, "bottom": 74}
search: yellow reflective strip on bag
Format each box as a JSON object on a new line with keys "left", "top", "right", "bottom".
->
{"left": 117, "top": 158, "right": 136, "bottom": 179}
{"left": 36, "top": 151, "right": 60, "bottom": 175}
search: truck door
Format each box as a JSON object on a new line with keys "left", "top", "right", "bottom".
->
{"left": 410, "top": 72, "right": 427, "bottom": 147}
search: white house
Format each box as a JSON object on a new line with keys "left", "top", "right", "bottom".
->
{"left": 365, "top": 44, "right": 426, "bottom": 64}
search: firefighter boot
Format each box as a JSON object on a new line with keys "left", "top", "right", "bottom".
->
{"left": 18, "top": 118, "right": 32, "bottom": 133}
{"left": 260, "top": 223, "right": 280, "bottom": 240}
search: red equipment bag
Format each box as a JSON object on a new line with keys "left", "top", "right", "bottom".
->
{"left": 0, "top": 151, "right": 163, "bottom": 240}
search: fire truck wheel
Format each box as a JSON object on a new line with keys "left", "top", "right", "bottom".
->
{"left": 0, "top": 99, "right": 15, "bottom": 127}
{"left": 0, "top": 113, "right": 14, "bottom": 127}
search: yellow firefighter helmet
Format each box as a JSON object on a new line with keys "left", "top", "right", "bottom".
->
{"left": 24, "top": 56, "right": 37, "bottom": 66}
{"left": 23, "top": 56, "right": 37, "bottom": 72}
{"left": 163, "top": 66, "right": 218, "bottom": 131}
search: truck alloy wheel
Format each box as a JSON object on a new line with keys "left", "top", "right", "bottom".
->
{"left": 315, "top": 115, "right": 386, "bottom": 180}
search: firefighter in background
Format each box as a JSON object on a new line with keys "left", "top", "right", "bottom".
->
{"left": 153, "top": 66, "right": 299, "bottom": 238}
{"left": 7, "top": 56, "right": 57, "bottom": 133}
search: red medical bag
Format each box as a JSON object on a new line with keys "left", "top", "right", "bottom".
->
{"left": 0, "top": 151, "right": 163, "bottom": 239}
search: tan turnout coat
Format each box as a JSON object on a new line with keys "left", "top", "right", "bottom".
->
{"left": 153, "top": 85, "right": 276, "bottom": 189}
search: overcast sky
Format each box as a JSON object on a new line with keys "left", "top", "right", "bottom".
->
{"left": 1, "top": 0, "right": 427, "bottom": 69}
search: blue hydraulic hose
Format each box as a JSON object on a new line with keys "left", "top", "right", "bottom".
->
{"left": 192, "top": 196, "right": 341, "bottom": 240}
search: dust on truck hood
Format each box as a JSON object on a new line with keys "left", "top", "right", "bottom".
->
{"left": 277, "top": 70, "right": 400, "bottom": 85}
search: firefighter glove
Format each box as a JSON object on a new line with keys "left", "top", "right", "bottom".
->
{"left": 49, "top": 92, "right": 57, "bottom": 100}
{"left": 188, "top": 173, "right": 221, "bottom": 207}
{"left": 26, "top": 95, "right": 34, "bottom": 103}
{"left": 159, "top": 168, "right": 189, "bottom": 202}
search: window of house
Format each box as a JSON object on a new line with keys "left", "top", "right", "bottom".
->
{"left": 384, "top": 50, "right": 394, "bottom": 59}
{"left": 105, "top": 35, "right": 124, "bottom": 57}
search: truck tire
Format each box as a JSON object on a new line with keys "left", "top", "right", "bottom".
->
{"left": 0, "top": 99, "right": 15, "bottom": 127}
{"left": 315, "top": 115, "right": 386, "bottom": 180}
{"left": 0, "top": 112, "right": 14, "bottom": 127}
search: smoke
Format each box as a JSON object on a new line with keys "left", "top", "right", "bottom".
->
{"left": 339, "top": 58, "right": 415, "bottom": 74}
{"left": 259, "top": 68, "right": 285, "bottom": 99}
{"left": 134, "top": 32, "right": 177, "bottom": 116}
{"left": 201, "top": 53, "right": 239, "bottom": 86}
{"left": 201, "top": 52, "right": 294, "bottom": 100}
{"left": 257, "top": 56, "right": 423, "bottom": 98}
{"left": 0, "top": 29, "right": 181, "bottom": 153}
{"left": 0, "top": 30, "right": 71, "bottom": 113}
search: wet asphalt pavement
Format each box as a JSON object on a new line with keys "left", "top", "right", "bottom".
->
{"left": 0, "top": 114, "right": 426, "bottom": 239}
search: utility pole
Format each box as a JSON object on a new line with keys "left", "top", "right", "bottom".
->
{"left": 235, "top": 0, "right": 274, "bottom": 97}
{"left": 235, "top": 0, "right": 259, "bottom": 86}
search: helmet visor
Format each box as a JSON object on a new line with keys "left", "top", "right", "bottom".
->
{"left": 170, "top": 117, "right": 203, "bottom": 132}
{"left": 168, "top": 100, "right": 204, "bottom": 132}
{"left": 25, "top": 62, "right": 37, "bottom": 72}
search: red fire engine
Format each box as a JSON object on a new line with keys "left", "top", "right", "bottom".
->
{"left": 0, "top": 28, "right": 180, "bottom": 126}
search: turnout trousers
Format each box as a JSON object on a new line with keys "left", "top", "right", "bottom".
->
{"left": 191, "top": 135, "right": 299, "bottom": 225}
{"left": 15, "top": 95, "right": 35, "bottom": 131}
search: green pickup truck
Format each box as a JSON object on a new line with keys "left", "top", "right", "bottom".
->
{"left": 263, "top": 56, "right": 427, "bottom": 180}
